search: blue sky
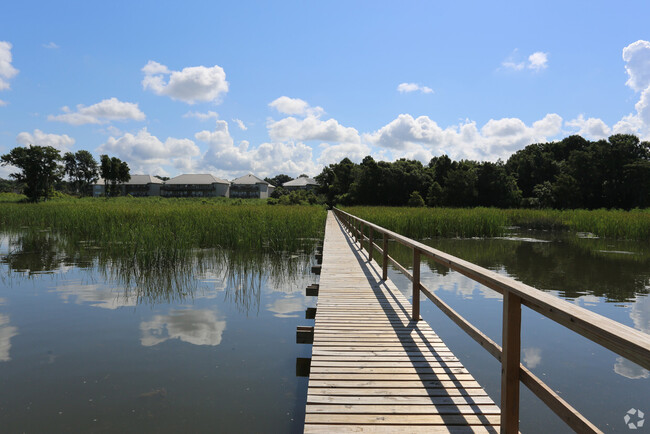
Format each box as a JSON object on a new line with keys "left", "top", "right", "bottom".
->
{"left": 1, "top": 1, "right": 649, "bottom": 179}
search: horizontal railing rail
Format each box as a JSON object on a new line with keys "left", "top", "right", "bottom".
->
{"left": 333, "top": 207, "right": 650, "bottom": 434}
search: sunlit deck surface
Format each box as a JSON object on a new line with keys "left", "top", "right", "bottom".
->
{"left": 305, "top": 211, "right": 500, "bottom": 433}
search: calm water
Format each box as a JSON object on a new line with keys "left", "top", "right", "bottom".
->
{"left": 0, "top": 231, "right": 317, "bottom": 433}
{"left": 385, "top": 229, "right": 650, "bottom": 433}
{"left": 1, "top": 228, "right": 648, "bottom": 433}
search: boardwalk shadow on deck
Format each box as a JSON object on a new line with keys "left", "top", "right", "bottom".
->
{"left": 332, "top": 216, "right": 498, "bottom": 431}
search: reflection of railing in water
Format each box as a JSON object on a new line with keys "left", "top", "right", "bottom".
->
{"left": 0, "top": 230, "right": 316, "bottom": 313}
{"left": 334, "top": 207, "right": 650, "bottom": 434}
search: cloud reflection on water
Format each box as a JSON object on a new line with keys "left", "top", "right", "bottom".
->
{"left": 523, "top": 347, "right": 542, "bottom": 369}
{"left": 140, "top": 309, "right": 226, "bottom": 347}
{"left": 266, "top": 296, "right": 306, "bottom": 318}
{"left": 0, "top": 313, "right": 18, "bottom": 362}
{"left": 614, "top": 295, "right": 650, "bottom": 379}
{"left": 53, "top": 282, "right": 137, "bottom": 309}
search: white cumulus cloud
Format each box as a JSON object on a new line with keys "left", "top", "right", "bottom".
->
{"left": 623, "top": 40, "right": 650, "bottom": 92}
{"left": 43, "top": 42, "right": 59, "bottom": 49}
{"left": 397, "top": 82, "right": 434, "bottom": 94}
{"left": 183, "top": 110, "right": 219, "bottom": 121}
{"left": 364, "top": 114, "right": 445, "bottom": 151}
{"left": 268, "top": 115, "right": 360, "bottom": 143}
{"left": 364, "top": 113, "right": 563, "bottom": 162}
{"left": 0, "top": 41, "right": 19, "bottom": 104}
{"left": 560, "top": 40, "right": 650, "bottom": 140}
{"left": 502, "top": 50, "right": 549, "bottom": 72}
{"left": 528, "top": 52, "right": 548, "bottom": 71}
{"left": 269, "top": 96, "right": 324, "bottom": 117}
{"left": 48, "top": 97, "right": 146, "bottom": 125}
{"left": 233, "top": 118, "right": 247, "bottom": 130}
{"left": 97, "top": 128, "right": 200, "bottom": 175}
{"left": 318, "top": 142, "right": 371, "bottom": 166}
{"left": 565, "top": 115, "right": 611, "bottom": 140}
{"left": 196, "top": 120, "right": 317, "bottom": 178}
{"left": 142, "top": 60, "right": 229, "bottom": 104}
{"left": 16, "top": 129, "right": 76, "bottom": 152}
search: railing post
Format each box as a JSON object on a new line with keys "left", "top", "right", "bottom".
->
{"left": 501, "top": 291, "right": 521, "bottom": 433}
{"left": 359, "top": 222, "right": 363, "bottom": 252}
{"left": 382, "top": 233, "right": 388, "bottom": 280}
{"left": 368, "top": 227, "right": 373, "bottom": 262}
{"left": 412, "top": 248, "right": 420, "bottom": 322}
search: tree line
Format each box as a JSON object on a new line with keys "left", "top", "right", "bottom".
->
{"left": 3, "top": 133, "right": 649, "bottom": 208}
{"left": 313, "top": 134, "right": 650, "bottom": 209}
{"left": 1, "top": 145, "right": 131, "bottom": 201}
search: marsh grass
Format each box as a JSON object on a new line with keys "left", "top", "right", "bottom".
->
{"left": 0, "top": 197, "right": 327, "bottom": 276}
{"left": 1, "top": 228, "right": 317, "bottom": 310}
{"left": 343, "top": 206, "right": 650, "bottom": 240}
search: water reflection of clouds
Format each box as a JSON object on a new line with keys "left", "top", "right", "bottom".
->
{"left": 266, "top": 296, "right": 306, "bottom": 318}
{"left": 615, "top": 295, "right": 650, "bottom": 379}
{"left": 140, "top": 309, "right": 226, "bottom": 347}
{"left": 423, "top": 269, "right": 502, "bottom": 301}
{"left": 523, "top": 347, "right": 542, "bottom": 369}
{"left": 0, "top": 313, "right": 18, "bottom": 362}
{"left": 198, "top": 271, "right": 228, "bottom": 293}
{"left": 53, "top": 282, "right": 137, "bottom": 310}
{"left": 573, "top": 294, "right": 600, "bottom": 307}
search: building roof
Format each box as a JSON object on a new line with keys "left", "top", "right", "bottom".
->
{"left": 231, "top": 174, "right": 273, "bottom": 186}
{"left": 165, "top": 174, "right": 229, "bottom": 185}
{"left": 127, "top": 175, "right": 164, "bottom": 185}
{"left": 283, "top": 177, "right": 318, "bottom": 187}
{"left": 93, "top": 175, "right": 163, "bottom": 185}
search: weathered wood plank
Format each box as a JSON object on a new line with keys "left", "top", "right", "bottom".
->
{"left": 305, "top": 425, "right": 499, "bottom": 433}
{"left": 305, "top": 211, "right": 498, "bottom": 432}
{"left": 307, "top": 395, "right": 496, "bottom": 405}
{"left": 305, "top": 414, "right": 501, "bottom": 425}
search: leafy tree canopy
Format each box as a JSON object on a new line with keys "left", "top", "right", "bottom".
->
{"left": 1, "top": 145, "right": 63, "bottom": 201}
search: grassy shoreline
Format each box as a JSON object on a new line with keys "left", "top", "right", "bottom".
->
{"left": 341, "top": 206, "right": 650, "bottom": 240}
{"left": 0, "top": 197, "right": 328, "bottom": 268}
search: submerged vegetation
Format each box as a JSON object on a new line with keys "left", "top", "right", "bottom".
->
{"left": 343, "top": 206, "right": 650, "bottom": 240}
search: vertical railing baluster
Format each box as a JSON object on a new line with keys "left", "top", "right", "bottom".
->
{"left": 368, "top": 227, "right": 373, "bottom": 262}
{"left": 501, "top": 291, "right": 522, "bottom": 433}
{"left": 382, "top": 233, "right": 388, "bottom": 281}
{"left": 412, "top": 248, "right": 420, "bottom": 322}
{"left": 359, "top": 223, "right": 363, "bottom": 252}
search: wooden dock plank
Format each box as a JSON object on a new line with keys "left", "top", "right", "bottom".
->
{"left": 305, "top": 211, "right": 498, "bottom": 432}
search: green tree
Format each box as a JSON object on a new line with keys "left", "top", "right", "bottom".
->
{"left": 264, "top": 174, "right": 293, "bottom": 187}
{"left": 315, "top": 158, "right": 356, "bottom": 205}
{"left": 476, "top": 161, "right": 521, "bottom": 208}
{"left": 1, "top": 145, "right": 63, "bottom": 201}
{"left": 443, "top": 161, "right": 478, "bottom": 207}
{"left": 407, "top": 191, "right": 425, "bottom": 207}
{"left": 63, "top": 150, "right": 98, "bottom": 195}
{"left": 426, "top": 181, "right": 443, "bottom": 207}
{"left": 100, "top": 154, "right": 131, "bottom": 197}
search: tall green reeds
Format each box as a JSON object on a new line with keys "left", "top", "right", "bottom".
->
{"left": 342, "top": 206, "right": 650, "bottom": 240}
{"left": 0, "top": 197, "right": 327, "bottom": 271}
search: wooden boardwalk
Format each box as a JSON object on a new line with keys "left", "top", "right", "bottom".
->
{"left": 304, "top": 211, "right": 500, "bottom": 433}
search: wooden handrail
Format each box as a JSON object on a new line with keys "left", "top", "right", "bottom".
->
{"left": 333, "top": 207, "right": 650, "bottom": 434}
